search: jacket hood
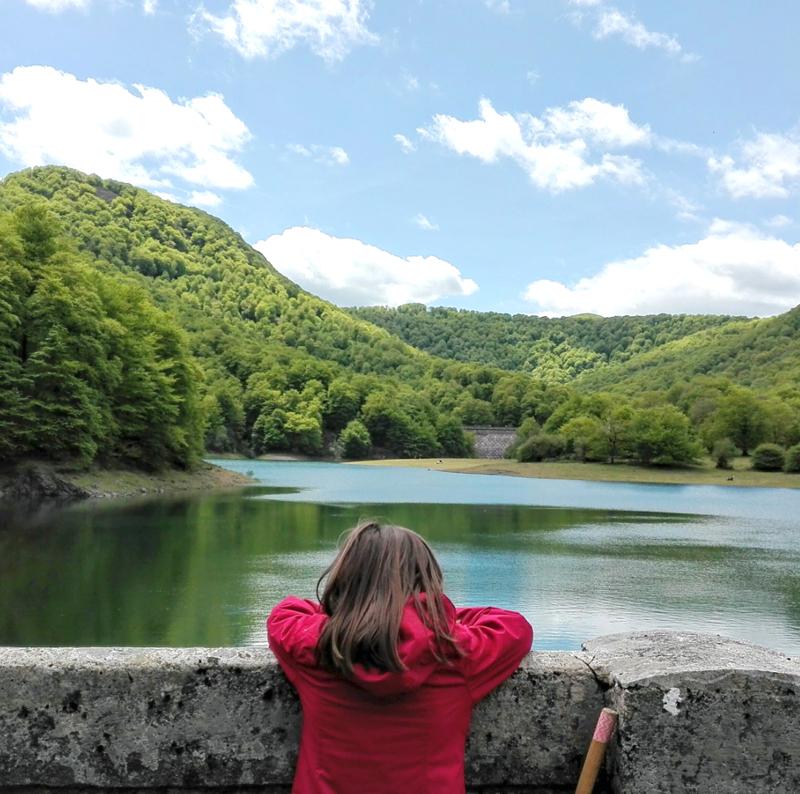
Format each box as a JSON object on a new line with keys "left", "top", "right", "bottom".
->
{"left": 281, "top": 593, "right": 458, "bottom": 698}
{"left": 346, "top": 594, "right": 457, "bottom": 698}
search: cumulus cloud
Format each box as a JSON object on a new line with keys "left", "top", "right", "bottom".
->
{"left": 22, "top": 0, "right": 88, "bottom": 10}
{"left": 255, "top": 226, "right": 478, "bottom": 306}
{"left": 196, "top": 0, "right": 377, "bottom": 61}
{"left": 524, "top": 220, "right": 800, "bottom": 317}
{"left": 143, "top": 0, "right": 157, "bottom": 14}
{"left": 286, "top": 143, "right": 349, "bottom": 165}
{"left": 709, "top": 130, "right": 800, "bottom": 199}
{"left": 766, "top": 214, "right": 793, "bottom": 228}
{"left": 421, "top": 97, "right": 649, "bottom": 192}
{"left": 0, "top": 66, "right": 253, "bottom": 192}
{"left": 413, "top": 213, "right": 439, "bottom": 231}
{"left": 568, "top": 1, "right": 695, "bottom": 62}
{"left": 188, "top": 190, "right": 223, "bottom": 207}
{"left": 393, "top": 133, "right": 416, "bottom": 153}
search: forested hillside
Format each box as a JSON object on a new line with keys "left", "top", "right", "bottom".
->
{"left": 574, "top": 309, "right": 800, "bottom": 393}
{"left": 350, "top": 303, "right": 738, "bottom": 381}
{"left": 0, "top": 166, "right": 526, "bottom": 465}
{"left": 2, "top": 166, "right": 799, "bottom": 474}
{"left": 0, "top": 205, "right": 201, "bottom": 468}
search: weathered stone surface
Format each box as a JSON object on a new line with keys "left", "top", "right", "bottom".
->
{"left": 0, "top": 465, "right": 89, "bottom": 504}
{"left": 0, "top": 647, "right": 601, "bottom": 792}
{"left": 465, "top": 426, "right": 517, "bottom": 459}
{"left": 2, "top": 633, "right": 797, "bottom": 792}
{"left": 583, "top": 631, "right": 800, "bottom": 794}
{"left": 466, "top": 652, "right": 601, "bottom": 789}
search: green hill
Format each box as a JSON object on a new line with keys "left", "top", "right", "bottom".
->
{"left": 575, "top": 310, "right": 800, "bottom": 393}
{"left": 349, "top": 303, "right": 739, "bottom": 381}
{"left": 0, "top": 166, "right": 516, "bottom": 466}
{"left": 3, "top": 166, "right": 799, "bottom": 476}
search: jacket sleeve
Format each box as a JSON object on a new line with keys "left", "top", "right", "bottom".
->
{"left": 266, "top": 596, "right": 326, "bottom": 685}
{"left": 455, "top": 606, "right": 533, "bottom": 704}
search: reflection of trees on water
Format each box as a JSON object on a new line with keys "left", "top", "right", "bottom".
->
{"left": 1, "top": 492, "right": 799, "bottom": 648}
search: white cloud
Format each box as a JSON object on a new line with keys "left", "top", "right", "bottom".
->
{"left": 393, "top": 133, "right": 416, "bottom": 153}
{"left": 196, "top": 0, "right": 377, "bottom": 61}
{"left": 526, "top": 70, "right": 540, "bottom": 86}
{"left": 23, "top": 0, "right": 88, "bottom": 10}
{"left": 421, "top": 97, "right": 649, "bottom": 192}
{"left": 188, "top": 190, "right": 223, "bottom": 207}
{"left": 766, "top": 214, "right": 793, "bottom": 228}
{"left": 0, "top": 66, "right": 253, "bottom": 191}
{"left": 664, "top": 189, "right": 703, "bottom": 223}
{"left": 524, "top": 220, "right": 800, "bottom": 317}
{"left": 287, "top": 143, "right": 349, "bottom": 165}
{"left": 154, "top": 190, "right": 179, "bottom": 203}
{"left": 594, "top": 8, "right": 692, "bottom": 60}
{"left": 143, "top": 0, "right": 157, "bottom": 14}
{"left": 568, "top": 2, "right": 695, "bottom": 62}
{"left": 709, "top": 130, "right": 800, "bottom": 199}
{"left": 413, "top": 213, "right": 439, "bottom": 231}
{"left": 254, "top": 226, "right": 478, "bottom": 306}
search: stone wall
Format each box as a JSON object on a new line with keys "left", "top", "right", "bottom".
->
{"left": 0, "top": 632, "right": 798, "bottom": 792}
{"left": 465, "top": 426, "right": 517, "bottom": 459}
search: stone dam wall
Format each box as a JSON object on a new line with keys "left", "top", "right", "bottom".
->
{"left": 465, "top": 426, "right": 517, "bottom": 459}
{"left": 0, "top": 631, "right": 798, "bottom": 793}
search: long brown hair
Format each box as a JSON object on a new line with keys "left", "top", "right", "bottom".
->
{"left": 316, "top": 520, "right": 462, "bottom": 676}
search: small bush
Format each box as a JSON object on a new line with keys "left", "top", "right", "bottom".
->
{"left": 784, "top": 443, "right": 800, "bottom": 473}
{"left": 751, "top": 443, "right": 785, "bottom": 472}
{"left": 712, "top": 437, "right": 737, "bottom": 470}
{"left": 338, "top": 419, "right": 372, "bottom": 460}
{"left": 517, "top": 432, "right": 565, "bottom": 462}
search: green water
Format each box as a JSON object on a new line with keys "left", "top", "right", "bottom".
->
{"left": 1, "top": 460, "right": 800, "bottom": 654}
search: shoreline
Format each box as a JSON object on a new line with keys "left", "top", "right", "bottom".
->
{"left": 351, "top": 457, "right": 800, "bottom": 490}
{"left": 0, "top": 460, "right": 256, "bottom": 504}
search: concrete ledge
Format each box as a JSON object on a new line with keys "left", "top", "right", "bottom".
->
{"left": 0, "top": 633, "right": 798, "bottom": 792}
{"left": 583, "top": 632, "right": 800, "bottom": 794}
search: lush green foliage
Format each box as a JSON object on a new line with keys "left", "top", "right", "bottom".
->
{"left": 517, "top": 432, "right": 566, "bottom": 462}
{"left": 712, "top": 438, "right": 737, "bottom": 469}
{"left": 350, "top": 303, "right": 737, "bottom": 380}
{"left": 3, "top": 167, "right": 798, "bottom": 473}
{"left": 338, "top": 419, "right": 372, "bottom": 459}
{"left": 576, "top": 309, "right": 800, "bottom": 394}
{"left": 752, "top": 443, "right": 786, "bottom": 471}
{"left": 784, "top": 444, "right": 800, "bottom": 473}
{"left": 0, "top": 167, "right": 488, "bottom": 461}
{"left": 0, "top": 205, "right": 201, "bottom": 468}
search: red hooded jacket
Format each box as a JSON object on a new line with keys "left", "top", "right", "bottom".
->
{"left": 267, "top": 595, "right": 533, "bottom": 794}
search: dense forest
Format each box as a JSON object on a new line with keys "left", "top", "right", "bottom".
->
{"left": 350, "top": 303, "right": 738, "bottom": 381}
{"left": 0, "top": 166, "right": 521, "bottom": 466}
{"left": 0, "top": 205, "right": 201, "bottom": 468}
{"left": 1, "top": 166, "right": 799, "bottom": 473}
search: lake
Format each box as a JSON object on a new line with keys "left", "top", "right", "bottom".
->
{"left": 1, "top": 460, "right": 799, "bottom": 655}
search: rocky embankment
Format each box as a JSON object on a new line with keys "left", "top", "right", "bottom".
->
{"left": 0, "top": 461, "right": 254, "bottom": 505}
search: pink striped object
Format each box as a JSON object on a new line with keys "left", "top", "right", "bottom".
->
{"left": 592, "top": 708, "right": 618, "bottom": 743}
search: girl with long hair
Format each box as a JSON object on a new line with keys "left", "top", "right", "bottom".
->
{"left": 267, "top": 520, "right": 533, "bottom": 793}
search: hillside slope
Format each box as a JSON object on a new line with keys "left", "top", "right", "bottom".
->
{"left": 0, "top": 167, "right": 509, "bottom": 460}
{"left": 575, "top": 309, "right": 800, "bottom": 393}
{"left": 350, "top": 303, "right": 739, "bottom": 381}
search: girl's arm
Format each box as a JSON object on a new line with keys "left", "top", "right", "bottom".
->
{"left": 266, "top": 596, "right": 327, "bottom": 682}
{"left": 455, "top": 606, "right": 533, "bottom": 704}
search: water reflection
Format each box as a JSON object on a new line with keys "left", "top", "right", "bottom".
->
{"left": 0, "top": 462, "right": 799, "bottom": 655}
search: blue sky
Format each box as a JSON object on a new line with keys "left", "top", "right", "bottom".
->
{"left": 1, "top": 0, "right": 799, "bottom": 317}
